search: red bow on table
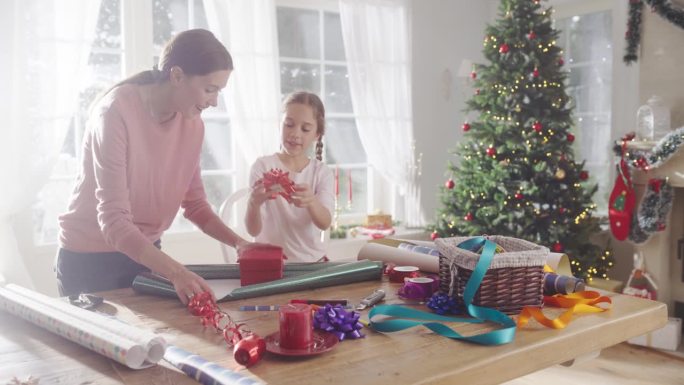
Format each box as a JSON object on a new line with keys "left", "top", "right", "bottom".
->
{"left": 259, "top": 168, "right": 296, "bottom": 203}
{"left": 188, "top": 292, "right": 265, "bottom": 367}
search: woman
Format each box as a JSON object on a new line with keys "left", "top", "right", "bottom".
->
{"left": 57, "top": 29, "right": 247, "bottom": 304}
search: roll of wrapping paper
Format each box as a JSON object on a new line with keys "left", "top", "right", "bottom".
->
{"left": 0, "top": 286, "right": 151, "bottom": 369}
{"left": 186, "top": 262, "right": 347, "bottom": 280}
{"left": 543, "top": 273, "right": 585, "bottom": 295}
{"left": 164, "top": 345, "right": 265, "bottom": 385}
{"left": 358, "top": 242, "right": 439, "bottom": 273}
{"left": 132, "top": 262, "right": 350, "bottom": 299}
{"left": 218, "top": 260, "right": 383, "bottom": 301}
{"left": 133, "top": 260, "right": 383, "bottom": 302}
{"left": 7, "top": 284, "right": 166, "bottom": 363}
{"left": 546, "top": 253, "right": 572, "bottom": 276}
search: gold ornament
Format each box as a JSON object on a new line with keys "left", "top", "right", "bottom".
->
{"left": 555, "top": 168, "right": 566, "bottom": 180}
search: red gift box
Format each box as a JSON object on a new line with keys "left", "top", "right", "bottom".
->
{"left": 238, "top": 243, "right": 285, "bottom": 286}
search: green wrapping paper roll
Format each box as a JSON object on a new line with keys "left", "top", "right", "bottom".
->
{"left": 132, "top": 260, "right": 383, "bottom": 302}
{"left": 221, "top": 260, "right": 383, "bottom": 301}
{"left": 185, "top": 262, "right": 347, "bottom": 280}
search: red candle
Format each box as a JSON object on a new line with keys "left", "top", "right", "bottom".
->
{"left": 278, "top": 303, "right": 313, "bottom": 349}
{"left": 348, "top": 171, "right": 352, "bottom": 203}
{"left": 335, "top": 167, "right": 339, "bottom": 197}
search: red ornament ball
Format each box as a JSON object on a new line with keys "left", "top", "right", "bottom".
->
{"left": 464, "top": 212, "right": 473, "bottom": 221}
{"left": 559, "top": 207, "right": 566, "bottom": 214}
{"left": 514, "top": 192, "right": 524, "bottom": 200}
{"left": 470, "top": 71, "right": 477, "bottom": 79}
{"left": 552, "top": 242, "right": 564, "bottom": 252}
{"left": 528, "top": 31, "right": 537, "bottom": 40}
{"left": 445, "top": 179, "right": 455, "bottom": 189}
{"left": 499, "top": 43, "right": 510, "bottom": 54}
{"left": 579, "top": 171, "right": 589, "bottom": 180}
{"left": 430, "top": 231, "right": 439, "bottom": 240}
{"left": 567, "top": 133, "right": 575, "bottom": 143}
{"left": 558, "top": 58, "right": 565, "bottom": 66}
{"left": 486, "top": 147, "right": 497, "bottom": 157}
{"left": 532, "top": 68, "right": 540, "bottom": 78}
{"left": 462, "top": 122, "right": 471, "bottom": 132}
{"left": 532, "top": 121, "right": 543, "bottom": 132}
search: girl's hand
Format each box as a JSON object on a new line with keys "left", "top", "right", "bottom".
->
{"left": 170, "top": 268, "right": 215, "bottom": 305}
{"left": 249, "top": 180, "right": 277, "bottom": 206}
{"left": 291, "top": 184, "right": 316, "bottom": 208}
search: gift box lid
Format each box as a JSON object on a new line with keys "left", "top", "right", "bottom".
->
{"left": 238, "top": 243, "right": 285, "bottom": 271}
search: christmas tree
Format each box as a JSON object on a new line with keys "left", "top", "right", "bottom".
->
{"left": 432, "top": 0, "right": 612, "bottom": 280}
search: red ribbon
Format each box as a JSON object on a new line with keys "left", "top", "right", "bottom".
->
{"left": 260, "top": 168, "right": 296, "bottom": 203}
{"left": 188, "top": 292, "right": 265, "bottom": 366}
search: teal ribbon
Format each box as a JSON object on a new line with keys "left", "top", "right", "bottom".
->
{"left": 369, "top": 236, "right": 517, "bottom": 345}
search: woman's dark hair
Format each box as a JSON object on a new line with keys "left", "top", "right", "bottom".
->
{"left": 102, "top": 29, "right": 232, "bottom": 96}
{"left": 283, "top": 91, "right": 326, "bottom": 161}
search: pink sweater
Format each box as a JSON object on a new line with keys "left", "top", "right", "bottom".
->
{"left": 59, "top": 84, "right": 215, "bottom": 260}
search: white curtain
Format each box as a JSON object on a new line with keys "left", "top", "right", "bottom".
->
{"left": 0, "top": 0, "right": 101, "bottom": 287}
{"left": 203, "top": 0, "right": 282, "bottom": 186}
{"left": 339, "top": 0, "right": 424, "bottom": 227}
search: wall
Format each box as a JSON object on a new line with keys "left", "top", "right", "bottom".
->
{"left": 411, "top": 0, "right": 495, "bottom": 222}
{"left": 639, "top": 3, "right": 684, "bottom": 128}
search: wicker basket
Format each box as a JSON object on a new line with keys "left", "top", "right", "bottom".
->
{"left": 435, "top": 236, "right": 548, "bottom": 314}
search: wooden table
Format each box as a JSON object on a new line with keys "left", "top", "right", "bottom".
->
{"left": 0, "top": 278, "right": 667, "bottom": 385}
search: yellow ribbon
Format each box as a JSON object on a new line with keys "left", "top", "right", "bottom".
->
{"left": 517, "top": 291, "right": 612, "bottom": 329}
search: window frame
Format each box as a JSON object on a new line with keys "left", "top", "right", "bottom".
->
{"left": 551, "top": 0, "right": 635, "bottom": 216}
{"left": 276, "top": 0, "right": 376, "bottom": 225}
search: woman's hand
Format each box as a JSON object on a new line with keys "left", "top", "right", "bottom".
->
{"left": 291, "top": 184, "right": 316, "bottom": 208}
{"left": 169, "top": 268, "right": 215, "bottom": 305}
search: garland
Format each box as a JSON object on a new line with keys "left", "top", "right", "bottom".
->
{"left": 624, "top": 0, "right": 684, "bottom": 64}
{"left": 629, "top": 178, "right": 673, "bottom": 243}
{"left": 612, "top": 126, "right": 684, "bottom": 170}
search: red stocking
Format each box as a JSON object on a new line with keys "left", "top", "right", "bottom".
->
{"left": 608, "top": 158, "right": 635, "bottom": 241}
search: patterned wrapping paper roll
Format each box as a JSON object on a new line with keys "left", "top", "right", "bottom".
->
{"left": 7, "top": 284, "right": 166, "bottom": 363}
{"left": 164, "top": 345, "right": 265, "bottom": 385}
{"left": 0, "top": 286, "right": 149, "bottom": 369}
{"left": 543, "top": 273, "right": 586, "bottom": 295}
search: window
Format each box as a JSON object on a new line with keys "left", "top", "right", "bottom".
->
{"left": 33, "top": 0, "right": 372, "bottom": 245}
{"left": 33, "top": 0, "right": 234, "bottom": 244}
{"left": 276, "top": 3, "right": 369, "bottom": 217}
{"left": 555, "top": 8, "right": 613, "bottom": 212}
{"left": 33, "top": 0, "right": 124, "bottom": 244}
{"left": 152, "top": 0, "right": 234, "bottom": 233}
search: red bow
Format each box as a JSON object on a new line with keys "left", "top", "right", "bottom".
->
{"left": 260, "top": 168, "right": 296, "bottom": 202}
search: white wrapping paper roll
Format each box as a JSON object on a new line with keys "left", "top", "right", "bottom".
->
{"left": 357, "top": 242, "right": 439, "bottom": 273}
{"left": 0, "top": 286, "right": 148, "bottom": 369}
{"left": 7, "top": 284, "right": 166, "bottom": 363}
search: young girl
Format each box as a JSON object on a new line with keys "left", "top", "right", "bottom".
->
{"left": 57, "top": 29, "right": 250, "bottom": 304}
{"left": 245, "top": 92, "right": 334, "bottom": 262}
